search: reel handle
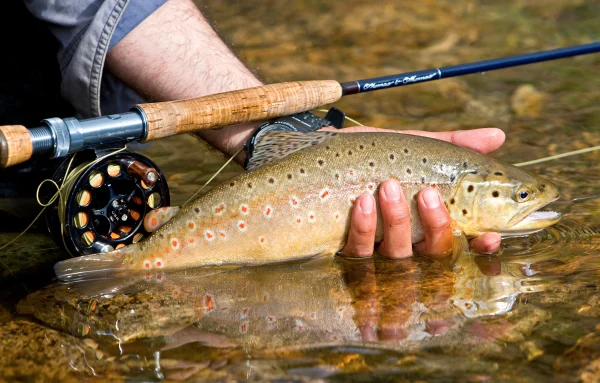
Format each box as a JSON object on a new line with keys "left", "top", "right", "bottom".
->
{"left": 137, "top": 80, "right": 343, "bottom": 141}
{"left": 0, "top": 125, "right": 33, "bottom": 168}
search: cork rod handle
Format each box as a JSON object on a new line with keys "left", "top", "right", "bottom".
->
{"left": 0, "top": 125, "right": 33, "bottom": 168}
{"left": 136, "top": 80, "right": 343, "bottom": 142}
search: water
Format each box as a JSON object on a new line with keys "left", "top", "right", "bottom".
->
{"left": 1, "top": 0, "right": 600, "bottom": 381}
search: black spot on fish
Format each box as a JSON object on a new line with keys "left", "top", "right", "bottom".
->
{"left": 318, "top": 159, "right": 324, "bottom": 166}
{"left": 492, "top": 191, "right": 499, "bottom": 197}
{"left": 372, "top": 141, "right": 376, "bottom": 146}
{"left": 326, "top": 146, "right": 331, "bottom": 150}
{"left": 335, "top": 173, "right": 340, "bottom": 180}
{"left": 404, "top": 149, "right": 409, "bottom": 154}
{"left": 230, "top": 182, "right": 235, "bottom": 187}
{"left": 494, "top": 171, "right": 503, "bottom": 176}
{"left": 331, "top": 133, "right": 337, "bottom": 136}
{"left": 248, "top": 183, "right": 253, "bottom": 188}
{"left": 407, "top": 168, "right": 412, "bottom": 175}
{"left": 369, "top": 161, "right": 375, "bottom": 167}
{"left": 287, "top": 174, "right": 292, "bottom": 180}
{"left": 311, "top": 141, "right": 319, "bottom": 145}
{"left": 348, "top": 150, "right": 353, "bottom": 155}
{"left": 422, "top": 158, "right": 427, "bottom": 164}
{"left": 336, "top": 153, "right": 340, "bottom": 157}
{"left": 389, "top": 154, "right": 395, "bottom": 160}
{"left": 463, "top": 162, "right": 468, "bottom": 168}
{"left": 468, "top": 185, "right": 474, "bottom": 193}
{"left": 539, "top": 184, "right": 546, "bottom": 191}
{"left": 194, "top": 207, "right": 200, "bottom": 213}
{"left": 450, "top": 198, "right": 455, "bottom": 205}
{"left": 268, "top": 178, "right": 275, "bottom": 184}
{"left": 421, "top": 177, "right": 425, "bottom": 184}
{"left": 449, "top": 174, "right": 456, "bottom": 181}
{"left": 300, "top": 168, "right": 305, "bottom": 174}
{"left": 359, "top": 145, "right": 364, "bottom": 150}
{"left": 159, "top": 233, "right": 164, "bottom": 239}
{"left": 462, "top": 209, "right": 468, "bottom": 215}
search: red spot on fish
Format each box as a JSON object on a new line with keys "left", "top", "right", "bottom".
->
{"left": 189, "top": 238, "right": 195, "bottom": 243}
{"left": 156, "top": 274, "right": 163, "bottom": 281}
{"left": 240, "top": 204, "right": 249, "bottom": 215}
{"left": 243, "top": 308, "right": 249, "bottom": 315}
{"left": 259, "top": 236, "right": 266, "bottom": 244}
{"left": 151, "top": 217, "right": 157, "bottom": 227}
{"left": 267, "top": 316, "right": 275, "bottom": 323}
{"left": 145, "top": 272, "right": 151, "bottom": 279}
{"left": 205, "top": 295, "right": 214, "bottom": 312}
{"left": 238, "top": 221, "right": 247, "bottom": 231}
{"left": 241, "top": 323, "right": 247, "bottom": 333}
{"left": 205, "top": 230, "right": 215, "bottom": 241}
{"left": 219, "top": 231, "right": 226, "bottom": 238}
{"left": 311, "top": 312, "right": 317, "bottom": 319}
{"left": 214, "top": 203, "right": 226, "bottom": 215}
{"left": 173, "top": 290, "right": 179, "bottom": 296}
{"left": 263, "top": 295, "right": 268, "bottom": 302}
{"left": 172, "top": 239, "right": 178, "bottom": 247}
{"left": 156, "top": 261, "right": 162, "bottom": 267}
{"left": 130, "top": 260, "right": 134, "bottom": 265}
{"left": 264, "top": 206, "right": 272, "bottom": 218}
{"left": 296, "top": 217, "right": 302, "bottom": 224}
{"left": 321, "top": 191, "right": 329, "bottom": 199}
{"left": 145, "top": 261, "right": 151, "bottom": 269}
{"left": 290, "top": 197, "right": 299, "bottom": 207}
{"left": 188, "top": 222, "right": 195, "bottom": 229}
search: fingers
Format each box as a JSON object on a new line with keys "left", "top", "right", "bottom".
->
{"left": 321, "top": 126, "right": 505, "bottom": 155}
{"left": 340, "top": 194, "right": 377, "bottom": 257}
{"left": 376, "top": 180, "right": 412, "bottom": 259}
{"left": 413, "top": 187, "right": 453, "bottom": 258}
{"left": 399, "top": 128, "right": 505, "bottom": 154}
{"left": 469, "top": 232, "right": 502, "bottom": 254}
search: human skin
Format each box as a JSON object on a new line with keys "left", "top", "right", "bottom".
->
{"left": 105, "top": 0, "right": 503, "bottom": 257}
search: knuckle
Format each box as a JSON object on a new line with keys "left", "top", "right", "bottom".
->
{"left": 386, "top": 210, "right": 411, "bottom": 228}
{"left": 425, "top": 214, "right": 451, "bottom": 232}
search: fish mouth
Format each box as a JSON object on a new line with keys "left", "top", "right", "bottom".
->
{"left": 503, "top": 196, "right": 562, "bottom": 236}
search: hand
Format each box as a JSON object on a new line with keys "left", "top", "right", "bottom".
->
{"left": 328, "top": 126, "right": 505, "bottom": 258}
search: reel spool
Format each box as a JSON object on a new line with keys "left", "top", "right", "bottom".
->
{"left": 44, "top": 149, "right": 170, "bottom": 256}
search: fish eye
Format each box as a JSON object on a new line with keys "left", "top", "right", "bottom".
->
{"left": 516, "top": 188, "right": 531, "bottom": 203}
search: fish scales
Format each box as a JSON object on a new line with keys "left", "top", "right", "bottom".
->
{"left": 55, "top": 132, "right": 561, "bottom": 282}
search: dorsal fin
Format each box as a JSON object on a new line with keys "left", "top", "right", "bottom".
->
{"left": 246, "top": 131, "right": 337, "bottom": 170}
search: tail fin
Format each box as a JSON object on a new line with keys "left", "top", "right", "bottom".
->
{"left": 54, "top": 244, "right": 142, "bottom": 297}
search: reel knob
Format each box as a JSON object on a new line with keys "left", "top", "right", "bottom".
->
{"left": 43, "top": 150, "right": 170, "bottom": 256}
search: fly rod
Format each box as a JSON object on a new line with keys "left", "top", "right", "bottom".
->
{"left": 1, "top": 41, "right": 599, "bottom": 169}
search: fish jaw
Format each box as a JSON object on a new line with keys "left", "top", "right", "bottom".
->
{"left": 500, "top": 210, "right": 562, "bottom": 237}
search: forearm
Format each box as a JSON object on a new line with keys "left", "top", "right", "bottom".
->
{"left": 105, "top": 0, "right": 263, "bottom": 160}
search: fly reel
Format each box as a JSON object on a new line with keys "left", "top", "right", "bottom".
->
{"left": 43, "top": 149, "right": 170, "bottom": 256}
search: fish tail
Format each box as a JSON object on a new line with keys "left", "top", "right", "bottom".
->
{"left": 54, "top": 244, "right": 139, "bottom": 283}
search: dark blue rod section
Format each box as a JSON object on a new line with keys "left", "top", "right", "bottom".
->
{"left": 340, "top": 42, "right": 600, "bottom": 95}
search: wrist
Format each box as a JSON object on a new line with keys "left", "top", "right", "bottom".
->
{"left": 194, "top": 121, "right": 260, "bottom": 165}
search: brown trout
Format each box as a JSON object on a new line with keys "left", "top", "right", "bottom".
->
{"left": 55, "top": 132, "right": 561, "bottom": 282}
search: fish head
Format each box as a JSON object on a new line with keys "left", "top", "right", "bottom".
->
{"left": 449, "top": 163, "right": 561, "bottom": 238}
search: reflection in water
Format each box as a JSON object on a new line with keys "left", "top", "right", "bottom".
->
{"left": 18, "top": 220, "right": 600, "bottom": 380}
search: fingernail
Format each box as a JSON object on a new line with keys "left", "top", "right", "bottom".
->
{"left": 383, "top": 181, "right": 401, "bottom": 201}
{"left": 423, "top": 188, "right": 440, "bottom": 209}
{"left": 359, "top": 195, "right": 374, "bottom": 214}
